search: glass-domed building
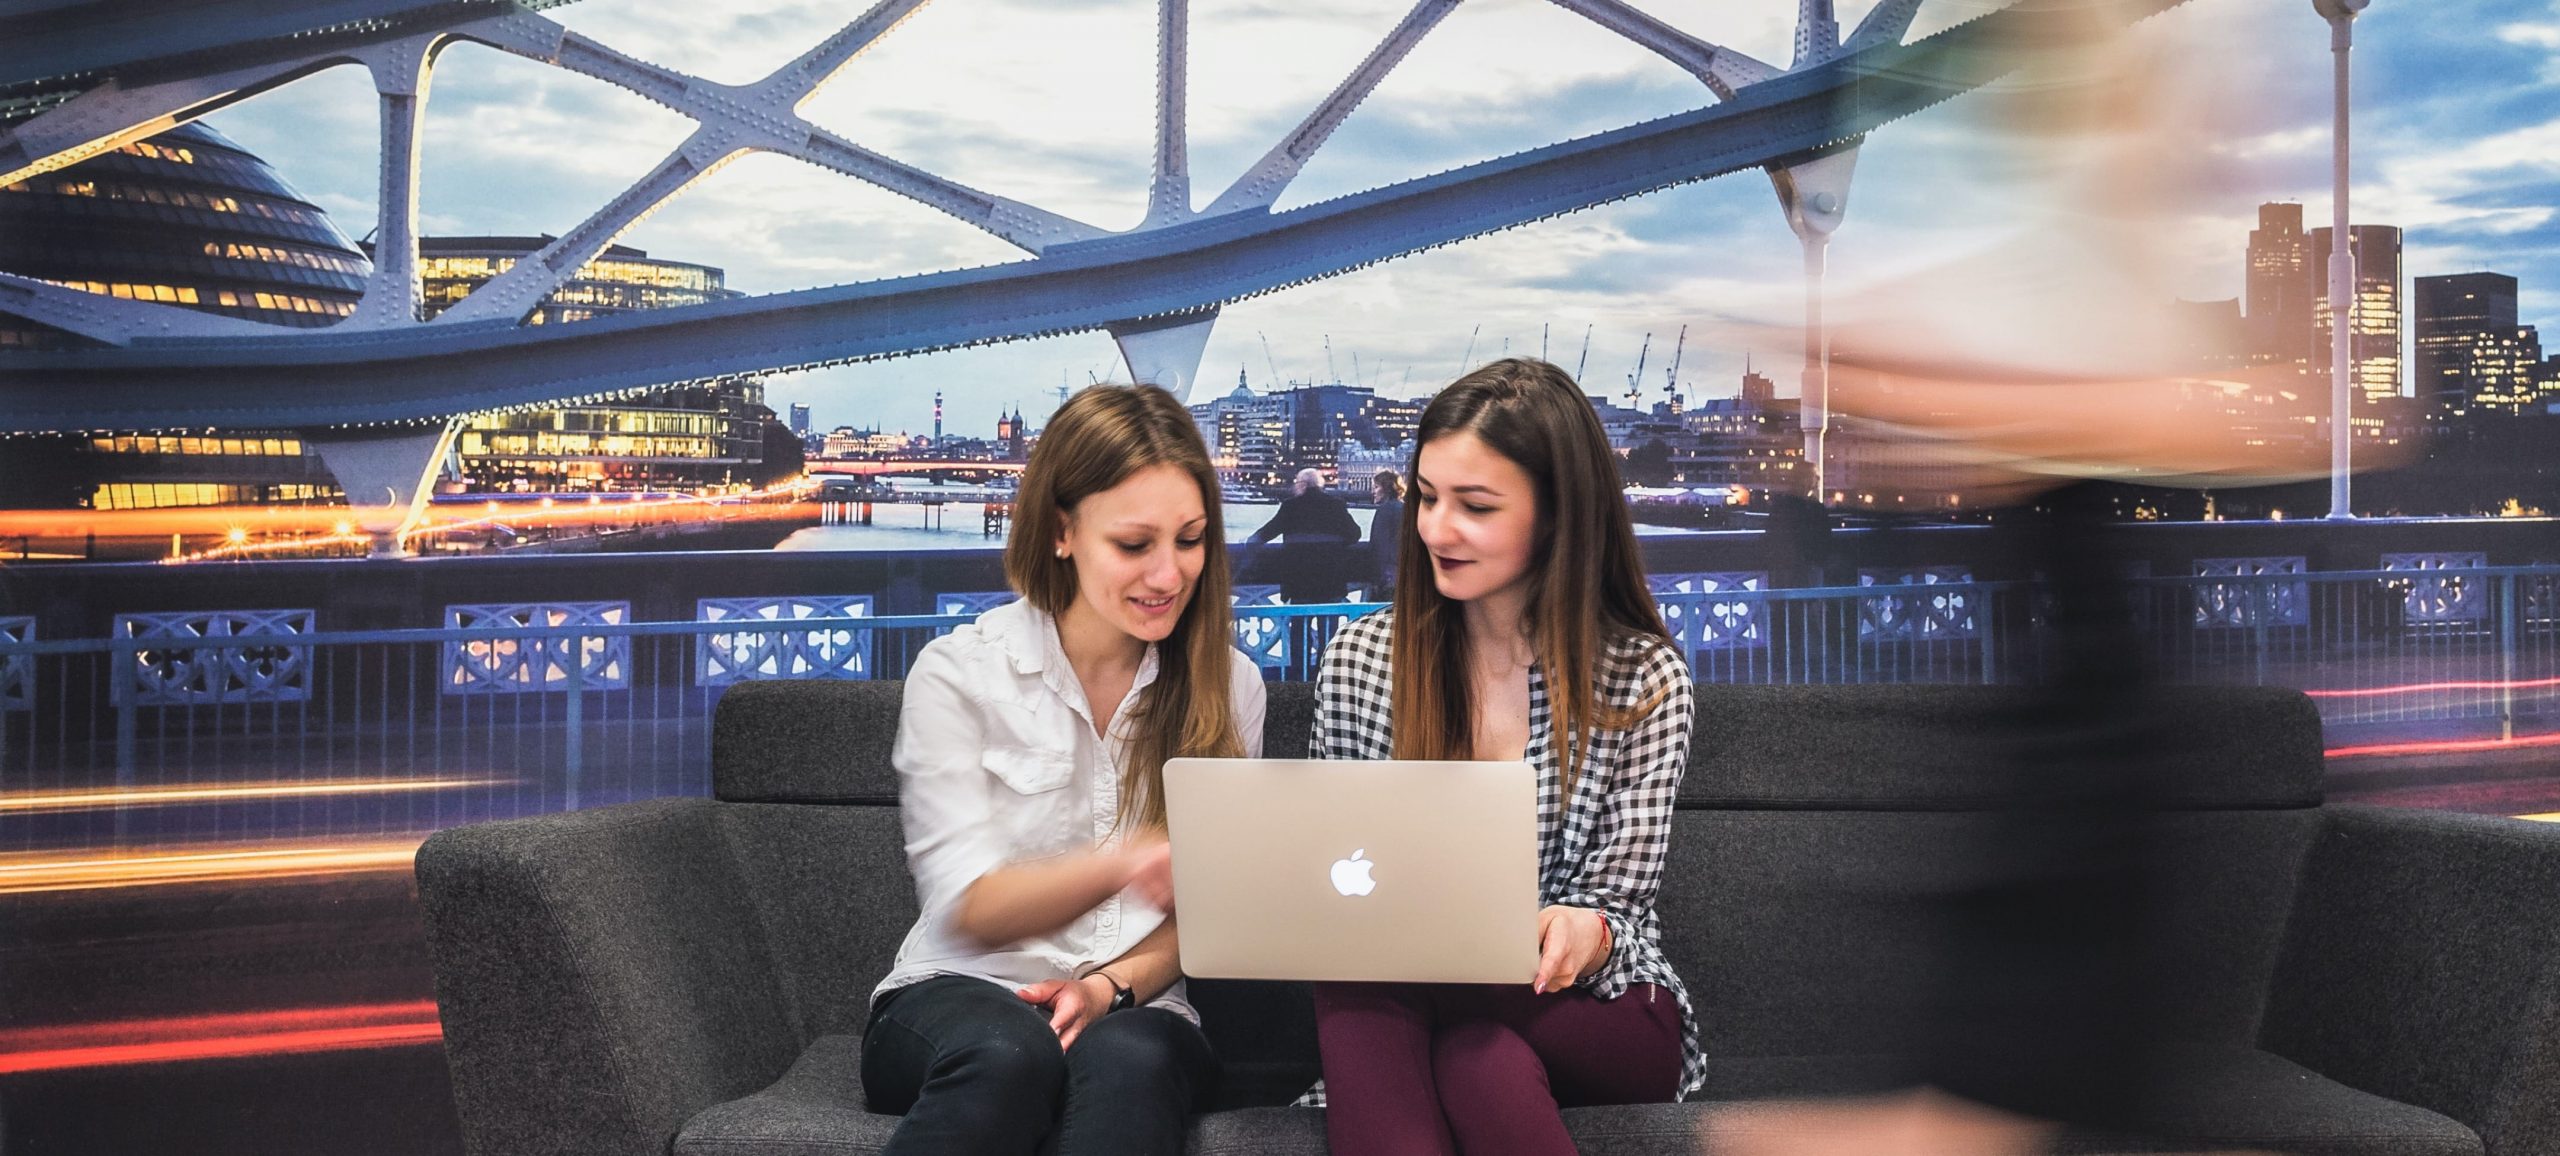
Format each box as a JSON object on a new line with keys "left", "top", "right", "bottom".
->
{"left": 0, "top": 122, "right": 787, "bottom": 518}
{"left": 0, "top": 121, "right": 358, "bottom": 512}
{"left": 0, "top": 120, "right": 369, "bottom": 350}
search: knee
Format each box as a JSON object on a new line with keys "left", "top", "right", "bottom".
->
{"left": 1067, "top": 1012, "right": 1191, "bottom": 1084}
{"left": 948, "top": 1014, "right": 1069, "bottom": 1098}
{"left": 1431, "top": 1020, "right": 1545, "bottom": 1092}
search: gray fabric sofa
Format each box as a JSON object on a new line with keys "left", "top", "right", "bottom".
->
{"left": 416, "top": 679, "right": 2560, "bottom": 1156}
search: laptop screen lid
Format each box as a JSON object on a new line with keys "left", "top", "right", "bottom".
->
{"left": 1162, "top": 758, "right": 1539, "bottom": 985}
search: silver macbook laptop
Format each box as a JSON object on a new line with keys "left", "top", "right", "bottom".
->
{"left": 1161, "top": 757, "right": 1539, "bottom": 984}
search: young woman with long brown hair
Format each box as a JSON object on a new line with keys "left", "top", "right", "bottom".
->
{"left": 1304, "top": 358, "right": 1702, "bottom": 1153}
{"left": 862, "top": 384, "right": 1265, "bottom": 1155}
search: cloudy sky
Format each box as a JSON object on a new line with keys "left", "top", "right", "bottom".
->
{"left": 206, "top": 0, "right": 2560, "bottom": 439}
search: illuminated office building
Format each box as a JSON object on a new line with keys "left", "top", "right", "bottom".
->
{"left": 2245, "top": 203, "right": 2316, "bottom": 367}
{"left": 0, "top": 121, "right": 360, "bottom": 509}
{"left": 420, "top": 236, "right": 733, "bottom": 323}
{"left": 2310, "top": 224, "right": 2404, "bottom": 404}
{"left": 418, "top": 237, "right": 774, "bottom": 492}
{"left": 2414, "top": 273, "right": 2544, "bottom": 418}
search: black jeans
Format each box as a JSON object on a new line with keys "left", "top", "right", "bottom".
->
{"left": 861, "top": 975, "right": 1220, "bottom": 1156}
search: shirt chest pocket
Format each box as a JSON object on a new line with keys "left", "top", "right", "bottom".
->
{"left": 982, "top": 746, "right": 1083, "bottom": 851}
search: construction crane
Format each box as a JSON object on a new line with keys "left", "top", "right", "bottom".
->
{"left": 1457, "top": 323, "right": 1480, "bottom": 376}
{"left": 1258, "top": 331, "right": 1282, "bottom": 391}
{"left": 1662, "top": 325, "right": 1688, "bottom": 414}
{"left": 1575, "top": 325, "right": 1594, "bottom": 383}
{"left": 1624, "top": 332, "right": 1651, "bottom": 411}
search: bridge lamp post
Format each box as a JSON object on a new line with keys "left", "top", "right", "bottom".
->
{"left": 1774, "top": 153, "right": 1856, "bottom": 506}
{"left": 2317, "top": 0, "right": 2369, "bottom": 520}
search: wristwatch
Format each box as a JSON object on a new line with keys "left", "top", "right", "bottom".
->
{"left": 1097, "top": 971, "right": 1134, "bottom": 1013}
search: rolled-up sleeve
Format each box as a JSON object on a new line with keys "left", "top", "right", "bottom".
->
{"left": 1550, "top": 646, "right": 1694, "bottom": 997}
{"left": 892, "top": 641, "right": 1005, "bottom": 929}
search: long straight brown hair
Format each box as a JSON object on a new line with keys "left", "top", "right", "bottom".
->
{"left": 1391, "top": 359, "right": 1673, "bottom": 795}
{"left": 1005, "top": 384, "right": 1245, "bottom": 832}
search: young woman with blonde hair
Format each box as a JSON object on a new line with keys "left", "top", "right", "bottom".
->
{"left": 862, "top": 384, "right": 1265, "bottom": 1155}
{"left": 1306, "top": 358, "right": 1702, "bottom": 1153}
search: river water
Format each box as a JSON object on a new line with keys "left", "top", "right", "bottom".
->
{"left": 774, "top": 498, "right": 1702, "bottom": 552}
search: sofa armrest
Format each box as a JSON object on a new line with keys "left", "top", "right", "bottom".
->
{"left": 416, "top": 798, "right": 800, "bottom": 1156}
{"left": 2261, "top": 805, "right": 2560, "bottom": 1156}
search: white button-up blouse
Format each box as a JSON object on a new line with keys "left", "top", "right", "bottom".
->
{"left": 872, "top": 597, "right": 1268, "bottom": 1022}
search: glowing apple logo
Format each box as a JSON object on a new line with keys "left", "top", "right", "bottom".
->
{"left": 1330, "top": 849, "right": 1378, "bottom": 897}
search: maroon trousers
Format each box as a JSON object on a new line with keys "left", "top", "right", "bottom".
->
{"left": 1311, "top": 981, "right": 1684, "bottom": 1156}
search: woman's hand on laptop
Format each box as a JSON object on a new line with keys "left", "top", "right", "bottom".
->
{"left": 1533, "top": 905, "right": 1612, "bottom": 994}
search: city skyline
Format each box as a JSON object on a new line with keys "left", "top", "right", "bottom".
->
{"left": 143, "top": 0, "right": 2560, "bottom": 438}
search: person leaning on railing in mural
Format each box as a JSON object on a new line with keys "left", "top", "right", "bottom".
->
{"left": 860, "top": 384, "right": 1267, "bottom": 1156}
{"left": 1298, "top": 357, "right": 1704, "bottom": 1154}
{"left": 1242, "top": 466, "right": 1363, "bottom": 602}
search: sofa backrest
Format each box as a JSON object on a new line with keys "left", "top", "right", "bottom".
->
{"left": 708, "top": 679, "right": 2328, "bottom": 1063}
{"left": 709, "top": 680, "right": 2327, "bottom": 811}
{"left": 1664, "top": 683, "right": 2327, "bottom": 1060}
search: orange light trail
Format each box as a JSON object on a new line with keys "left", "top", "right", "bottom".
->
{"left": 159, "top": 478, "right": 820, "bottom": 563}
{"left": 0, "top": 777, "right": 502, "bottom": 815}
{"left": 2326, "top": 730, "right": 2560, "bottom": 760}
{"left": 0, "top": 1002, "right": 443, "bottom": 1075}
{"left": 2306, "top": 676, "right": 2560, "bottom": 699}
{"left": 0, "top": 837, "right": 425, "bottom": 895}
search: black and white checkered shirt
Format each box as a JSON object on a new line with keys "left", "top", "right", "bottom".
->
{"left": 1296, "top": 607, "right": 1705, "bottom": 1105}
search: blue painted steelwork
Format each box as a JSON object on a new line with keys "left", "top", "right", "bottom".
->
{"left": 0, "top": 616, "right": 31, "bottom": 711}
{"left": 442, "top": 600, "right": 630, "bottom": 694}
{"left": 0, "top": 0, "right": 573, "bottom": 93}
{"left": 2194, "top": 556, "right": 2311, "bottom": 629}
{"left": 694, "top": 595, "right": 875, "bottom": 684}
{"left": 109, "top": 609, "right": 314, "bottom": 707}
{"left": 0, "top": 0, "right": 2186, "bottom": 433}
{"left": 2382, "top": 552, "right": 2490, "bottom": 624}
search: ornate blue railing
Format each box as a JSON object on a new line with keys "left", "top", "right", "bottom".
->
{"left": 8, "top": 566, "right": 2560, "bottom": 852}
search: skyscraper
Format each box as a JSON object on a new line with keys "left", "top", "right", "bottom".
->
{"left": 2310, "top": 224, "right": 2403, "bottom": 403}
{"left": 2414, "top": 273, "right": 2543, "bottom": 417}
{"left": 788, "top": 403, "right": 812, "bottom": 437}
{"left": 2245, "top": 203, "right": 2315, "bottom": 366}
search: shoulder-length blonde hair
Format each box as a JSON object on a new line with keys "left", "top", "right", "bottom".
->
{"left": 1390, "top": 359, "right": 1672, "bottom": 794}
{"left": 1004, "top": 384, "right": 1246, "bottom": 832}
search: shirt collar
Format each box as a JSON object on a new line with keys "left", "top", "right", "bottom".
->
{"left": 982, "top": 598, "right": 1162, "bottom": 719}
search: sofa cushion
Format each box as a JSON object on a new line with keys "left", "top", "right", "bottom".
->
{"left": 675, "top": 1035, "right": 896, "bottom": 1156}
{"left": 672, "top": 1035, "right": 1336, "bottom": 1156}
{"left": 680, "top": 1038, "right": 2476, "bottom": 1156}
{"left": 1566, "top": 1048, "right": 2477, "bottom": 1156}
{"left": 2048, "top": 1044, "right": 2483, "bottom": 1156}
